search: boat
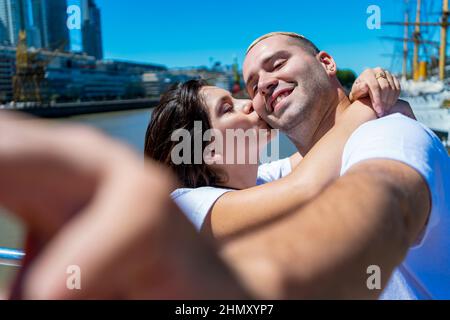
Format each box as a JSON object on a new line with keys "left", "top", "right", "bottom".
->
{"left": 400, "top": 79, "right": 450, "bottom": 146}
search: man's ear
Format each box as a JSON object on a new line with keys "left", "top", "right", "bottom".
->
{"left": 317, "top": 51, "right": 337, "bottom": 76}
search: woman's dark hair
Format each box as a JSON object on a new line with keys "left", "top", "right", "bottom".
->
{"left": 145, "top": 79, "right": 223, "bottom": 188}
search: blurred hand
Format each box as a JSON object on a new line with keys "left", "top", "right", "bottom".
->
{"left": 0, "top": 112, "right": 247, "bottom": 300}
{"left": 349, "top": 67, "right": 401, "bottom": 117}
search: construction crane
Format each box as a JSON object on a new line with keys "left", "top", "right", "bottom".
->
{"left": 12, "top": 31, "right": 45, "bottom": 103}
{"left": 12, "top": 31, "right": 68, "bottom": 104}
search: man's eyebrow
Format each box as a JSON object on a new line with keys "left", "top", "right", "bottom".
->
{"left": 246, "top": 53, "right": 274, "bottom": 90}
{"left": 246, "top": 51, "right": 290, "bottom": 92}
{"left": 265, "top": 50, "right": 290, "bottom": 64}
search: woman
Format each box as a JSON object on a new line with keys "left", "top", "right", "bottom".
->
{"left": 145, "top": 71, "right": 406, "bottom": 243}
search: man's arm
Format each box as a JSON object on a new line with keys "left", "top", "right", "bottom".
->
{"left": 222, "top": 159, "right": 430, "bottom": 299}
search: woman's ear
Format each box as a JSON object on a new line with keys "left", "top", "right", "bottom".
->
{"left": 317, "top": 51, "right": 337, "bottom": 76}
{"left": 203, "top": 145, "right": 224, "bottom": 165}
{"left": 203, "top": 130, "right": 225, "bottom": 165}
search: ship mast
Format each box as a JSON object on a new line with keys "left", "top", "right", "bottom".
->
{"left": 413, "top": 0, "right": 421, "bottom": 80}
{"left": 383, "top": 0, "right": 449, "bottom": 81}
{"left": 403, "top": 11, "right": 409, "bottom": 80}
{"left": 439, "top": 0, "right": 449, "bottom": 80}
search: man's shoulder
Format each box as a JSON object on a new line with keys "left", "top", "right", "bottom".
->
{"left": 350, "top": 113, "right": 435, "bottom": 142}
{"left": 341, "top": 113, "right": 448, "bottom": 176}
{"left": 344, "top": 113, "right": 443, "bottom": 155}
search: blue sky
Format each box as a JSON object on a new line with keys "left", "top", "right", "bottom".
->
{"left": 89, "top": 0, "right": 443, "bottom": 74}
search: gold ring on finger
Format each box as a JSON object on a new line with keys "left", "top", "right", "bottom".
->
{"left": 375, "top": 71, "right": 387, "bottom": 80}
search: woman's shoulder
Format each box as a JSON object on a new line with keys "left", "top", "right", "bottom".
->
{"left": 257, "top": 157, "right": 292, "bottom": 185}
{"left": 171, "top": 186, "right": 234, "bottom": 231}
{"left": 171, "top": 186, "right": 231, "bottom": 200}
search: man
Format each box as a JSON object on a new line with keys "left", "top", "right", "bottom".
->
{"left": 239, "top": 32, "right": 450, "bottom": 298}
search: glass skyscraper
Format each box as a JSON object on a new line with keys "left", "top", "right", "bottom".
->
{"left": 0, "top": 0, "right": 102, "bottom": 58}
{"left": 0, "top": 0, "right": 24, "bottom": 46}
{"left": 81, "top": 0, "right": 102, "bottom": 59}
{"left": 42, "top": 0, "right": 70, "bottom": 50}
{"left": 0, "top": 0, "right": 70, "bottom": 50}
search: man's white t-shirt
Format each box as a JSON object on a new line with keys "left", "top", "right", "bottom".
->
{"left": 339, "top": 114, "right": 450, "bottom": 300}
{"left": 172, "top": 113, "right": 450, "bottom": 299}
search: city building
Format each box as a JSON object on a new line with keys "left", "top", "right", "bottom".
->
{"left": 0, "top": 0, "right": 237, "bottom": 104}
{"left": 0, "top": 0, "right": 70, "bottom": 50}
{"left": 0, "top": 0, "right": 23, "bottom": 46}
{"left": 0, "top": 19, "right": 6, "bottom": 45}
{"left": 39, "top": 0, "right": 70, "bottom": 51}
{"left": 169, "top": 66, "right": 236, "bottom": 92}
{"left": 1, "top": 43, "right": 240, "bottom": 104}
{"left": 0, "top": 45, "right": 15, "bottom": 102}
{"left": 142, "top": 71, "right": 194, "bottom": 98}
{"left": 1, "top": 44, "right": 169, "bottom": 104}
{"left": 81, "top": 0, "right": 103, "bottom": 59}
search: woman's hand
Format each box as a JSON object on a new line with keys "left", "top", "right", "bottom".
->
{"left": 349, "top": 67, "right": 401, "bottom": 117}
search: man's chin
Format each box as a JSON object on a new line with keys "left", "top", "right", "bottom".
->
{"left": 265, "top": 114, "right": 287, "bottom": 131}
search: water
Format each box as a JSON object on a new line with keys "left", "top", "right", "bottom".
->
{"left": 0, "top": 108, "right": 298, "bottom": 293}
{"left": 0, "top": 212, "right": 23, "bottom": 294}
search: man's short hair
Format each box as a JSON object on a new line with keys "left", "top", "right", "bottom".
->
{"left": 246, "top": 32, "right": 320, "bottom": 56}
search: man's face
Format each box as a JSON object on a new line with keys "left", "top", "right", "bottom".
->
{"left": 243, "top": 35, "right": 333, "bottom": 132}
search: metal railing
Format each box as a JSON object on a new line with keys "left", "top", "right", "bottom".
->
{"left": 0, "top": 247, "right": 24, "bottom": 268}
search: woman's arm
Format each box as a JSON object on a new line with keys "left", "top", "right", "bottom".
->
{"left": 289, "top": 152, "right": 303, "bottom": 169}
{"left": 202, "top": 98, "right": 377, "bottom": 242}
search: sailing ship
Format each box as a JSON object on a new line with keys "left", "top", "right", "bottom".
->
{"left": 383, "top": 0, "right": 450, "bottom": 146}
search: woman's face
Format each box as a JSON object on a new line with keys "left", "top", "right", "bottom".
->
{"left": 200, "top": 86, "right": 273, "bottom": 164}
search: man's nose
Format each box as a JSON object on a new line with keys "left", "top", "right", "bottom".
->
{"left": 237, "top": 100, "right": 254, "bottom": 114}
{"left": 259, "top": 77, "right": 278, "bottom": 97}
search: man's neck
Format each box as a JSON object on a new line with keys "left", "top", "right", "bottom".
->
{"left": 290, "top": 87, "right": 351, "bottom": 155}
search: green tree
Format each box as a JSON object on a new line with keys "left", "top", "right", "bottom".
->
{"left": 337, "top": 69, "right": 357, "bottom": 89}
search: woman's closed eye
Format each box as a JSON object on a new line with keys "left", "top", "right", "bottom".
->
{"left": 221, "top": 103, "right": 234, "bottom": 114}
